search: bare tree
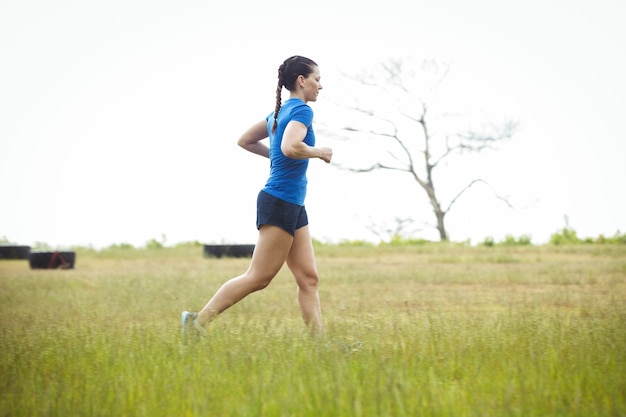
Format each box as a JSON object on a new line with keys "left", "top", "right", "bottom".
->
{"left": 326, "top": 58, "right": 519, "bottom": 241}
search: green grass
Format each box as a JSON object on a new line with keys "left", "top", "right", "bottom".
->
{"left": 1, "top": 244, "right": 625, "bottom": 416}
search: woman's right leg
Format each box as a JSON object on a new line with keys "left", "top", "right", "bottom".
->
{"left": 196, "top": 225, "right": 294, "bottom": 327}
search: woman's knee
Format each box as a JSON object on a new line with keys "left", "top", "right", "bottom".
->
{"left": 295, "top": 269, "right": 319, "bottom": 291}
{"left": 244, "top": 271, "right": 275, "bottom": 291}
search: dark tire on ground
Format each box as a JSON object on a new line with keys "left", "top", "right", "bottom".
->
{"left": 0, "top": 245, "right": 31, "bottom": 260}
{"left": 203, "top": 244, "right": 255, "bottom": 258}
{"left": 29, "top": 251, "right": 76, "bottom": 269}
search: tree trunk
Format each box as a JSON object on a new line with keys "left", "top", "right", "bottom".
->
{"left": 424, "top": 181, "right": 448, "bottom": 241}
{"left": 434, "top": 207, "right": 448, "bottom": 241}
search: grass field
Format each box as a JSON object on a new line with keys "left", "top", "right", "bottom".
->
{"left": 1, "top": 243, "right": 625, "bottom": 416}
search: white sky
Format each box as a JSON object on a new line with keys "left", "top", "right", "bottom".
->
{"left": 1, "top": 0, "right": 625, "bottom": 248}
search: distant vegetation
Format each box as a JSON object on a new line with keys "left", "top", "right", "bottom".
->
{"left": 320, "top": 226, "right": 626, "bottom": 248}
{"left": 3, "top": 226, "right": 625, "bottom": 253}
{"left": 480, "top": 227, "right": 626, "bottom": 247}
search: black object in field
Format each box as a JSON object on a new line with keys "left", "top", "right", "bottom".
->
{"left": 203, "top": 244, "right": 255, "bottom": 258}
{"left": 0, "top": 245, "right": 31, "bottom": 260}
{"left": 29, "top": 251, "right": 76, "bottom": 269}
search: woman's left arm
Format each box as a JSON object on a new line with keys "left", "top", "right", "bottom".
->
{"left": 237, "top": 120, "right": 269, "bottom": 158}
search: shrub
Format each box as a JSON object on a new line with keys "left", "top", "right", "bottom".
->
{"left": 501, "top": 234, "right": 533, "bottom": 246}
{"left": 145, "top": 238, "right": 164, "bottom": 249}
{"left": 550, "top": 227, "right": 581, "bottom": 245}
{"left": 381, "top": 235, "right": 433, "bottom": 246}
{"left": 595, "top": 231, "right": 626, "bottom": 245}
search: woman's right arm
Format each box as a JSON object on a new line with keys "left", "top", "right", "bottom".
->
{"left": 237, "top": 120, "right": 269, "bottom": 158}
{"left": 281, "top": 121, "right": 332, "bottom": 163}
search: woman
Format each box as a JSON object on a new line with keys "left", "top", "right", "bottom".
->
{"left": 182, "top": 55, "right": 332, "bottom": 336}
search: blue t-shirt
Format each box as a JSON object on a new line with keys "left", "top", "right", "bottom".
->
{"left": 262, "top": 98, "right": 315, "bottom": 206}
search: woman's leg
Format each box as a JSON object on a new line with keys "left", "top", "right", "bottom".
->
{"left": 286, "top": 225, "right": 324, "bottom": 334}
{"left": 196, "top": 225, "right": 293, "bottom": 326}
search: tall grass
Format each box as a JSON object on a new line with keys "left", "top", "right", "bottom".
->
{"left": 1, "top": 244, "right": 625, "bottom": 416}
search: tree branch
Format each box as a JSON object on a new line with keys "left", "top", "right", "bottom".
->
{"left": 329, "top": 57, "right": 519, "bottom": 241}
{"left": 342, "top": 162, "right": 412, "bottom": 175}
{"left": 457, "top": 120, "right": 520, "bottom": 152}
{"left": 445, "top": 179, "right": 485, "bottom": 213}
{"left": 445, "top": 179, "right": 516, "bottom": 213}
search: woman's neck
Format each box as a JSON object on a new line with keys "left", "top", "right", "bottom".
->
{"left": 289, "top": 91, "right": 306, "bottom": 103}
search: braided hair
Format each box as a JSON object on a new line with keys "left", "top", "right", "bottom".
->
{"left": 272, "top": 55, "right": 318, "bottom": 133}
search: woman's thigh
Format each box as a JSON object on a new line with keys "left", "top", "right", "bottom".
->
{"left": 247, "top": 224, "right": 294, "bottom": 281}
{"left": 286, "top": 226, "right": 317, "bottom": 282}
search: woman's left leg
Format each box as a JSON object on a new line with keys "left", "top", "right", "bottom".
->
{"left": 286, "top": 225, "right": 324, "bottom": 334}
{"left": 195, "top": 225, "right": 293, "bottom": 327}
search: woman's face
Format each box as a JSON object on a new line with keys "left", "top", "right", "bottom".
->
{"left": 300, "top": 66, "right": 322, "bottom": 102}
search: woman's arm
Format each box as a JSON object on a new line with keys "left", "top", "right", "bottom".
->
{"left": 237, "top": 120, "right": 269, "bottom": 158}
{"left": 281, "top": 121, "right": 333, "bottom": 163}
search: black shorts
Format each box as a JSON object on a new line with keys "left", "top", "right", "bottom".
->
{"left": 256, "top": 190, "right": 308, "bottom": 237}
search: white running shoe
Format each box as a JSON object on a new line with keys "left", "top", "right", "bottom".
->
{"left": 181, "top": 311, "right": 205, "bottom": 337}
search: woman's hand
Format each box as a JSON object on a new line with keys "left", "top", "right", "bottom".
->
{"left": 237, "top": 120, "right": 269, "bottom": 158}
{"left": 317, "top": 147, "right": 332, "bottom": 163}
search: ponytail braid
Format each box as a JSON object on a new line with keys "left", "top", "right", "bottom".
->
{"left": 272, "top": 78, "right": 283, "bottom": 134}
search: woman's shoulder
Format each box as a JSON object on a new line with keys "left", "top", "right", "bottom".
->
{"left": 281, "top": 98, "right": 311, "bottom": 116}
{"left": 288, "top": 98, "right": 312, "bottom": 114}
{"left": 285, "top": 97, "right": 310, "bottom": 108}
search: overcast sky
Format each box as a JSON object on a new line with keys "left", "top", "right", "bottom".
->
{"left": 1, "top": 0, "right": 625, "bottom": 248}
